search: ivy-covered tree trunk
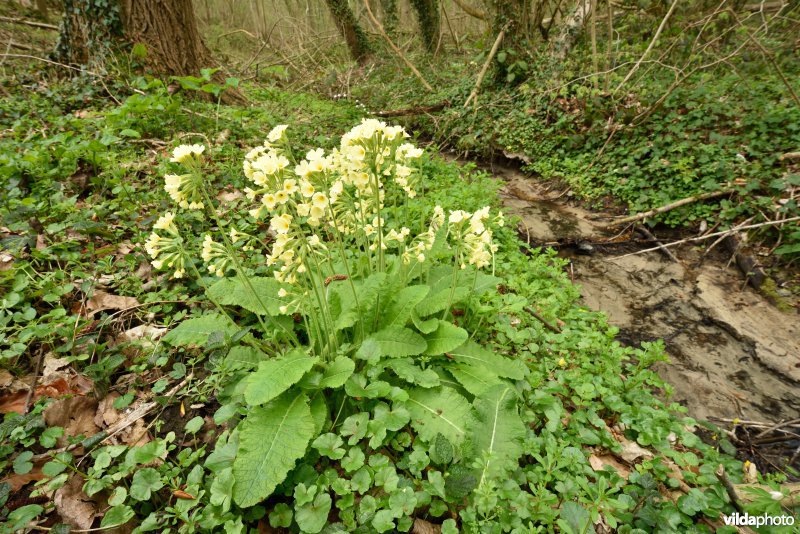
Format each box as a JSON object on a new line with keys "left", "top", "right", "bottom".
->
{"left": 490, "top": 0, "right": 530, "bottom": 82}
{"left": 54, "top": 0, "right": 244, "bottom": 103}
{"left": 409, "top": 0, "right": 441, "bottom": 52}
{"left": 324, "top": 0, "right": 372, "bottom": 64}
{"left": 380, "top": 0, "right": 399, "bottom": 35}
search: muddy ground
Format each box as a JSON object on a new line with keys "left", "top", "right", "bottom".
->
{"left": 485, "top": 163, "right": 800, "bottom": 425}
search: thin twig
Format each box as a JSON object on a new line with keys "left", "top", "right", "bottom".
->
{"left": 23, "top": 348, "right": 45, "bottom": 414}
{"left": 0, "top": 16, "right": 59, "bottom": 30}
{"left": 754, "top": 417, "right": 800, "bottom": 440}
{"left": 716, "top": 464, "right": 745, "bottom": 514}
{"left": 464, "top": 27, "right": 506, "bottom": 107}
{"left": 524, "top": 306, "right": 562, "bottom": 333}
{"left": 362, "top": 0, "right": 433, "bottom": 92}
{"left": 610, "top": 216, "right": 800, "bottom": 260}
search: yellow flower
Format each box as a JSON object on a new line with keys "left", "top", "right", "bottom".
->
{"left": 262, "top": 193, "right": 277, "bottom": 210}
{"left": 312, "top": 192, "right": 328, "bottom": 208}
{"left": 300, "top": 180, "right": 315, "bottom": 198}
{"left": 558, "top": 358, "right": 567, "bottom": 368}
{"left": 267, "top": 124, "right": 288, "bottom": 142}
{"left": 171, "top": 144, "right": 205, "bottom": 164}
{"left": 283, "top": 179, "right": 298, "bottom": 195}
{"left": 275, "top": 190, "right": 289, "bottom": 204}
{"left": 270, "top": 213, "right": 292, "bottom": 234}
{"left": 309, "top": 205, "right": 325, "bottom": 219}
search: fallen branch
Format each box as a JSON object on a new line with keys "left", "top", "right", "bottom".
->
{"left": 723, "top": 234, "right": 766, "bottom": 290}
{"left": 464, "top": 28, "right": 505, "bottom": 107}
{"left": 609, "top": 216, "right": 800, "bottom": 260}
{"left": 716, "top": 465, "right": 745, "bottom": 514}
{"left": 450, "top": 0, "right": 487, "bottom": 20}
{"left": 635, "top": 226, "right": 679, "bottom": 263}
{"left": 780, "top": 151, "right": 800, "bottom": 162}
{"left": 0, "top": 15, "right": 59, "bottom": 30}
{"left": 373, "top": 101, "right": 450, "bottom": 117}
{"left": 595, "top": 190, "right": 734, "bottom": 228}
{"left": 524, "top": 306, "right": 562, "bottom": 333}
{"left": 362, "top": 0, "right": 433, "bottom": 92}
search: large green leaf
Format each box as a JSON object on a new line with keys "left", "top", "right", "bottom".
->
{"left": 406, "top": 387, "right": 472, "bottom": 445}
{"left": 379, "top": 285, "right": 430, "bottom": 329}
{"left": 468, "top": 385, "right": 526, "bottom": 488}
{"left": 358, "top": 327, "right": 427, "bottom": 358}
{"left": 385, "top": 358, "right": 440, "bottom": 388}
{"left": 207, "top": 277, "right": 285, "bottom": 315}
{"left": 319, "top": 356, "right": 355, "bottom": 388}
{"left": 415, "top": 287, "right": 470, "bottom": 317}
{"left": 232, "top": 393, "right": 314, "bottom": 507}
{"left": 447, "top": 364, "right": 505, "bottom": 396}
{"left": 423, "top": 321, "right": 468, "bottom": 355}
{"left": 448, "top": 341, "right": 527, "bottom": 380}
{"left": 244, "top": 350, "right": 318, "bottom": 406}
{"left": 162, "top": 313, "right": 237, "bottom": 346}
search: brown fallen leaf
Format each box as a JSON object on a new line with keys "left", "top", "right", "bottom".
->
{"left": 0, "top": 252, "right": 14, "bottom": 271}
{"left": 589, "top": 453, "right": 631, "bottom": 479}
{"left": 0, "top": 370, "right": 13, "bottom": 388}
{"left": 412, "top": 518, "right": 441, "bottom": 534}
{"left": 0, "top": 376, "right": 91, "bottom": 415}
{"left": 0, "top": 470, "right": 45, "bottom": 491}
{"left": 617, "top": 436, "right": 654, "bottom": 463}
{"left": 54, "top": 474, "right": 99, "bottom": 530}
{"left": 35, "top": 234, "right": 47, "bottom": 250}
{"left": 95, "top": 392, "right": 121, "bottom": 428}
{"left": 44, "top": 396, "right": 101, "bottom": 444}
{"left": 86, "top": 290, "right": 139, "bottom": 316}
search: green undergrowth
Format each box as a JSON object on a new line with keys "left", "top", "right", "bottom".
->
{"left": 348, "top": 45, "right": 800, "bottom": 261}
{"left": 0, "top": 77, "right": 796, "bottom": 534}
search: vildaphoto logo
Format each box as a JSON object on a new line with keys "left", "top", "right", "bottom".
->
{"left": 722, "top": 512, "right": 795, "bottom": 527}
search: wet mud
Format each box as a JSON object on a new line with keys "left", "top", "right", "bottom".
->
{"left": 494, "top": 167, "right": 800, "bottom": 424}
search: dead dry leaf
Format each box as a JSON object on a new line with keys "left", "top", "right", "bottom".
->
{"left": 55, "top": 474, "right": 99, "bottom": 530}
{"left": 617, "top": 436, "right": 654, "bottom": 463}
{"left": 0, "top": 370, "right": 13, "bottom": 388}
{"left": 0, "top": 252, "right": 14, "bottom": 271}
{"left": 44, "top": 396, "right": 101, "bottom": 443}
{"left": 118, "top": 324, "right": 167, "bottom": 344}
{"left": 412, "top": 518, "right": 441, "bottom": 534}
{"left": 217, "top": 189, "right": 244, "bottom": 202}
{"left": 86, "top": 290, "right": 139, "bottom": 316}
{"left": 0, "top": 470, "right": 45, "bottom": 491}
{"left": 589, "top": 453, "right": 631, "bottom": 479}
{"left": 43, "top": 353, "right": 70, "bottom": 377}
{"left": 35, "top": 234, "right": 47, "bottom": 250}
{"left": 0, "top": 375, "right": 92, "bottom": 415}
{"left": 95, "top": 392, "right": 121, "bottom": 428}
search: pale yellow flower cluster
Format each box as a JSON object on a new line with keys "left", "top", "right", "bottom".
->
{"left": 403, "top": 206, "right": 446, "bottom": 264}
{"left": 164, "top": 144, "right": 207, "bottom": 209}
{"left": 144, "top": 212, "right": 187, "bottom": 278}
{"left": 447, "top": 207, "right": 502, "bottom": 269}
{"left": 201, "top": 234, "right": 230, "bottom": 277}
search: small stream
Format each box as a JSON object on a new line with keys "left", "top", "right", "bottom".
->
{"left": 485, "top": 162, "right": 800, "bottom": 424}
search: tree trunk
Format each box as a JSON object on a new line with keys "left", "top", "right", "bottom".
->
{"left": 380, "top": 0, "right": 399, "bottom": 35}
{"left": 55, "top": 0, "right": 244, "bottom": 103}
{"left": 324, "top": 0, "right": 372, "bottom": 64}
{"left": 490, "top": 0, "right": 529, "bottom": 82}
{"left": 409, "top": 0, "right": 441, "bottom": 52}
{"left": 551, "top": 0, "right": 593, "bottom": 62}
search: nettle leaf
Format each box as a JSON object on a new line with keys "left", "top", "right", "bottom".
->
{"left": 445, "top": 464, "right": 478, "bottom": 501}
{"left": 162, "top": 313, "right": 237, "bottom": 346}
{"left": 406, "top": 387, "right": 472, "bottom": 445}
{"left": 319, "top": 356, "right": 355, "bottom": 388}
{"left": 415, "top": 287, "right": 470, "bottom": 317}
{"left": 447, "top": 364, "right": 505, "bottom": 396}
{"left": 295, "top": 492, "right": 332, "bottom": 534}
{"left": 312, "top": 433, "right": 346, "bottom": 459}
{"left": 359, "top": 327, "right": 427, "bottom": 358}
{"left": 468, "top": 385, "right": 526, "bottom": 488}
{"left": 385, "top": 358, "right": 440, "bottom": 388}
{"left": 430, "top": 433, "right": 454, "bottom": 465}
{"left": 379, "top": 285, "right": 430, "bottom": 329}
{"left": 232, "top": 393, "right": 315, "bottom": 507}
{"left": 447, "top": 341, "right": 527, "bottom": 380}
{"left": 207, "top": 276, "right": 285, "bottom": 315}
{"left": 423, "top": 321, "right": 468, "bottom": 355}
{"left": 244, "top": 349, "right": 318, "bottom": 406}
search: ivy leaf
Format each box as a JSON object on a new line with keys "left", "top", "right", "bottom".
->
{"left": 295, "top": 492, "right": 332, "bottom": 534}
{"left": 130, "top": 468, "right": 164, "bottom": 501}
{"left": 100, "top": 504, "right": 135, "bottom": 528}
{"left": 206, "top": 276, "right": 286, "bottom": 315}
{"left": 388, "top": 486, "right": 418, "bottom": 516}
{"left": 423, "top": 321, "right": 468, "bottom": 355}
{"left": 13, "top": 451, "right": 33, "bottom": 474}
{"left": 312, "top": 433, "right": 346, "bottom": 460}
{"left": 371, "top": 509, "right": 396, "bottom": 532}
{"left": 379, "top": 285, "right": 430, "bottom": 329}
{"left": 244, "top": 349, "right": 318, "bottom": 406}
{"left": 385, "top": 358, "right": 440, "bottom": 387}
{"left": 319, "top": 357, "right": 355, "bottom": 388}
{"left": 232, "top": 393, "right": 315, "bottom": 507}
{"left": 7, "top": 505, "right": 44, "bottom": 531}
{"left": 268, "top": 503, "right": 293, "bottom": 528}
{"left": 406, "top": 387, "right": 472, "bottom": 445}
{"left": 447, "top": 341, "right": 527, "bottom": 380}
{"left": 162, "top": 313, "right": 237, "bottom": 346}
{"left": 340, "top": 412, "right": 370, "bottom": 445}
{"left": 468, "top": 385, "right": 526, "bottom": 488}
{"left": 359, "top": 327, "right": 427, "bottom": 358}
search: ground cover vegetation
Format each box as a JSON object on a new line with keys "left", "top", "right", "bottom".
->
{"left": 0, "top": 0, "right": 798, "bottom": 532}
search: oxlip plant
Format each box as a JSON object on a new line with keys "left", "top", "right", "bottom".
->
{"left": 142, "top": 120, "right": 527, "bottom": 531}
